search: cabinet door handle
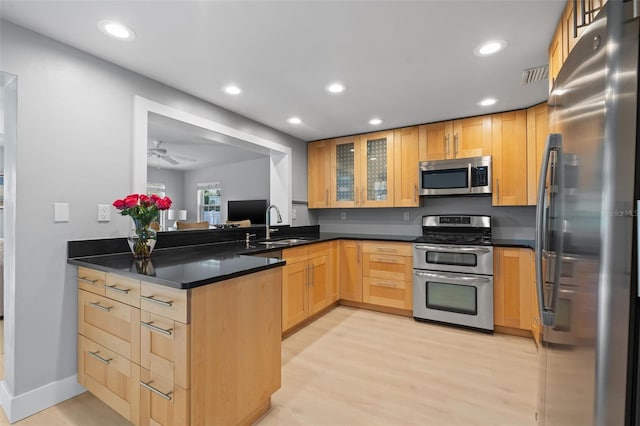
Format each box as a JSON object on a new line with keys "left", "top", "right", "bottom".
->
{"left": 326, "top": 189, "right": 329, "bottom": 206}
{"left": 305, "top": 265, "right": 309, "bottom": 286}
{"left": 141, "top": 295, "right": 173, "bottom": 307}
{"left": 362, "top": 187, "right": 365, "bottom": 204}
{"left": 89, "top": 301, "right": 112, "bottom": 312}
{"left": 374, "top": 281, "right": 397, "bottom": 288}
{"left": 496, "top": 179, "right": 500, "bottom": 201}
{"left": 376, "top": 247, "right": 397, "bottom": 253}
{"left": 78, "top": 277, "right": 98, "bottom": 285}
{"left": 355, "top": 186, "right": 359, "bottom": 205}
{"left": 140, "top": 381, "right": 173, "bottom": 401}
{"left": 414, "top": 184, "right": 418, "bottom": 203}
{"left": 445, "top": 135, "right": 450, "bottom": 156}
{"left": 357, "top": 244, "right": 361, "bottom": 264}
{"left": 104, "top": 284, "right": 130, "bottom": 295}
{"left": 454, "top": 134, "right": 459, "bottom": 156}
{"left": 140, "top": 320, "right": 173, "bottom": 336}
{"left": 88, "top": 350, "right": 112, "bottom": 365}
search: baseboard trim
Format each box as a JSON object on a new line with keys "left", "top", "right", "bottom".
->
{"left": 0, "top": 375, "right": 86, "bottom": 423}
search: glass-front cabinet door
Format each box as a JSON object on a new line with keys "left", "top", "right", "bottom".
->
{"left": 330, "top": 136, "right": 359, "bottom": 208}
{"left": 359, "top": 130, "right": 394, "bottom": 207}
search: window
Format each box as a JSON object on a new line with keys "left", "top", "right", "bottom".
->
{"left": 197, "top": 182, "right": 221, "bottom": 225}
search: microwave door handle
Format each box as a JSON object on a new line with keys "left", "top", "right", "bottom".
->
{"left": 535, "top": 133, "right": 562, "bottom": 327}
{"left": 467, "top": 163, "right": 472, "bottom": 192}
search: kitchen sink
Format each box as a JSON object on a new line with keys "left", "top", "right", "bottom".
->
{"left": 257, "top": 238, "right": 308, "bottom": 246}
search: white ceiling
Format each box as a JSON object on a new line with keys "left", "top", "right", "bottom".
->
{"left": 0, "top": 0, "right": 564, "bottom": 144}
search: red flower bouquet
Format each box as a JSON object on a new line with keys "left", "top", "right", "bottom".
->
{"left": 113, "top": 193, "right": 172, "bottom": 259}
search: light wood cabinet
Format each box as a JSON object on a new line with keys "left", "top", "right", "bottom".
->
{"left": 493, "top": 247, "right": 534, "bottom": 331}
{"left": 361, "top": 242, "right": 413, "bottom": 310}
{"left": 492, "top": 110, "right": 528, "bottom": 206}
{"left": 282, "top": 242, "right": 336, "bottom": 332}
{"left": 307, "top": 139, "right": 332, "bottom": 208}
{"left": 548, "top": 15, "right": 564, "bottom": 91}
{"left": 329, "top": 136, "right": 360, "bottom": 208}
{"left": 338, "top": 240, "right": 363, "bottom": 302}
{"left": 78, "top": 267, "right": 282, "bottom": 425}
{"left": 526, "top": 103, "right": 549, "bottom": 206}
{"left": 393, "top": 126, "right": 420, "bottom": 207}
{"left": 359, "top": 130, "right": 395, "bottom": 207}
{"left": 419, "top": 116, "right": 492, "bottom": 161}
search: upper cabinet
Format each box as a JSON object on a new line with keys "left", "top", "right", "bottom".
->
{"left": 526, "top": 103, "right": 549, "bottom": 206}
{"left": 549, "top": 0, "right": 607, "bottom": 91}
{"left": 419, "top": 116, "right": 492, "bottom": 161}
{"left": 307, "top": 139, "right": 332, "bottom": 209}
{"left": 393, "top": 127, "right": 420, "bottom": 207}
{"left": 359, "top": 130, "right": 395, "bottom": 207}
{"left": 492, "top": 110, "right": 528, "bottom": 206}
{"left": 330, "top": 136, "right": 360, "bottom": 208}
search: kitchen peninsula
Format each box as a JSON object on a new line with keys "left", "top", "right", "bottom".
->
{"left": 68, "top": 236, "right": 285, "bottom": 425}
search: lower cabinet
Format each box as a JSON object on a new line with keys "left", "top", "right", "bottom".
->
{"left": 77, "top": 267, "right": 282, "bottom": 425}
{"left": 493, "top": 247, "right": 535, "bottom": 333}
{"left": 338, "top": 240, "right": 363, "bottom": 302}
{"left": 362, "top": 241, "right": 413, "bottom": 310}
{"left": 282, "top": 242, "right": 336, "bottom": 332}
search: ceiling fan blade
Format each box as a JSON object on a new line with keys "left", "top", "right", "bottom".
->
{"left": 172, "top": 154, "right": 197, "bottom": 162}
{"left": 159, "top": 154, "right": 179, "bottom": 165}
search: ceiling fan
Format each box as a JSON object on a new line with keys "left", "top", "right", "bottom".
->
{"left": 147, "top": 140, "right": 196, "bottom": 165}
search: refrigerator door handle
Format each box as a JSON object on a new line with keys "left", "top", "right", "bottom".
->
{"left": 638, "top": 200, "right": 640, "bottom": 297}
{"left": 536, "top": 133, "right": 562, "bottom": 326}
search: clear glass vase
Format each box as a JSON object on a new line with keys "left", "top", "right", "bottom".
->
{"left": 127, "top": 218, "right": 157, "bottom": 260}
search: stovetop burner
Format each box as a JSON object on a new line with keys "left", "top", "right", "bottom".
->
{"left": 414, "top": 214, "right": 492, "bottom": 246}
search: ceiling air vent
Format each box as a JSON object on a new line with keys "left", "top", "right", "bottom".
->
{"left": 521, "top": 65, "right": 549, "bottom": 85}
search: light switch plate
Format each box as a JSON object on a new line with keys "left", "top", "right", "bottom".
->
{"left": 54, "top": 202, "right": 69, "bottom": 222}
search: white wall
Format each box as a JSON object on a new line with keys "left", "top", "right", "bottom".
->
{"left": 0, "top": 20, "right": 308, "bottom": 421}
{"left": 146, "top": 167, "right": 186, "bottom": 210}
{"left": 184, "top": 157, "right": 270, "bottom": 222}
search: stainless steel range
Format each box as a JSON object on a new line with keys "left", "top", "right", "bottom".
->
{"left": 413, "top": 215, "right": 494, "bottom": 332}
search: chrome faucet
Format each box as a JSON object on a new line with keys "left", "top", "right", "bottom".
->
{"left": 265, "top": 204, "right": 283, "bottom": 240}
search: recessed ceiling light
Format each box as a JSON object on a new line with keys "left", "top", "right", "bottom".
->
{"left": 97, "top": 20, "right": 136, "bottom": 41}
{"left": 223, "top": 85, "right": 242, "bottom": 95}
{"left": 287, "top": 117, "right": 302, "bottom": 125}
{"left": 369, "top": 118, "right": 383, "bottom": 125}
{"left": 326, "top": 82, "right": 345, "bottom": 94}
{"left": 474, "top": 40, "right": 507, "bottom": 56}
{"left": 479, "top": 98, "right": 497, "bottom": 107}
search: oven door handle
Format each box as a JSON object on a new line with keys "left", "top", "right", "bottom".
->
{"left": 414, "top": 270, "right": 491, "bottom": 284}
{"left": 414, "top": 244, "right": 490, "bottom": 254}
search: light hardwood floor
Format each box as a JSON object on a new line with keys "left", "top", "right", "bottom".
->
{"left": 0, "top": 308, "right": 538, "bottom": 425}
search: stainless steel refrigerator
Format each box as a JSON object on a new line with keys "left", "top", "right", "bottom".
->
{"left": 535, "top": 1, "right": 639, "bottom": 425}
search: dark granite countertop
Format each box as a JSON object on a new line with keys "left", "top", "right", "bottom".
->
{"left": 493, "top": 239, "right": 535, "bottom": 249}
{"left": 68, "top": 231, "right": 417, "bottom": 290}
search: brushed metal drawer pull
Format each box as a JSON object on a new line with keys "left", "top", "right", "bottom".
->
{"left": 374, "top": 281, "right": 397, "bottom": 288}
{"left": 140, "top": 320, "right": 173, "bottom": 336}
{"left": 373, "top": 256, "right": 399, "bottom": 264}
{"left": 141, "top": 295, "right": 174, "bottom": 307}
{"left": 78, "top": 277, "right": 98, "bottom": 285}
{"left": 89, "top": 301, "right": 112, "bottom": 312}
{"left": 376, "top": 248, "right": 397, "bottom": 253}
{"left": 104, "top": 284, "right": 130, "bottom": 294}
{"left": 88, "top": 350, "right": 112, "bottom": 365}
{"left": 140, "top": 380, "right": 173, "bottom": 401}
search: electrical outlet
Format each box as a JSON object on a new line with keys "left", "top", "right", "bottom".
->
{"left": 341, "top": 212, "right": 347, "bottom": 220}
{"left": 403, "top": 211, "right": 410, "bottom": 221}
{"left": 98, "top": 204, "right": 110, "bottom": 222}
{"left": 291, "top": 208, "right": 297, "bottom": 220}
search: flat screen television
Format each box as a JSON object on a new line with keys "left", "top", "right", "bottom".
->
{"left": 227, "top": 199, "right": 268, "bottom": 225}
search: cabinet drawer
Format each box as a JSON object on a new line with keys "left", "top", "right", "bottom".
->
{"left": 77, "top": 267, "right": 106, "bottom": 296}
{"left": 363, "top": 253, "right": 412, "bottom": 281}
{"left": 140, "top": 311, "right": 190, "bottom": 389}
{"left": 78, "top": 335, "right": 140, "bottom": 425}
{"left": 362, "top": 241, "right": 412, "bottom": 256}
{"left": 308, "top": 241, "right": 330, "bottom": 258}
{"left": 282, "top": 245, "right": 309, "bottom": 264}
{"left": 363, "top": 277, "right": 412, "bottom": 310}
{"left": 78, "top": 289, "right": 140, "bottom": 361}
{"left": 140, "top": 282, "right": 189, "bottom": 324}
{"left": 105, "top": 273, "right": 141, "bottom": 308}
{"left": 139, "top": 368, "right": 189, "bottom": 426}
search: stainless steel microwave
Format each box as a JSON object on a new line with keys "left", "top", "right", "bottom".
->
{"left": 419, "top": 156, "right": 492, "bottom": 196}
